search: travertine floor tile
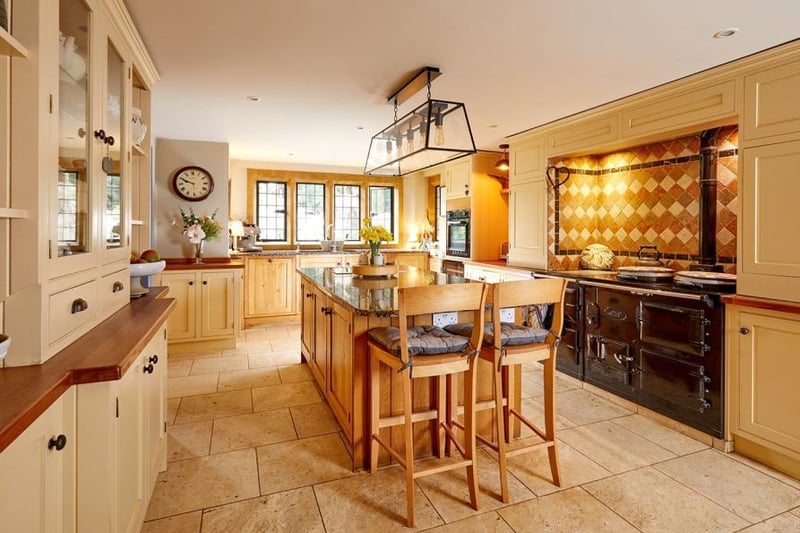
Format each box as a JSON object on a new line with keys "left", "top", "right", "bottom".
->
{"left": 519, "top": 397, "right": 578, "bottom": 433}
{"left": 554, "top": 389, "right": 634, "bottom": 426}
{"left": 728, "top": 452, "right": 800, "bottom": 491}
{"left": 740, "top": 512, "right": 800, "bottom": 532}
{"left": 314, "top": 466, "right": 443, "bottom": 531}
{"left": 506, "top": 439, "right": 612, "bottom": 496}
{"left": 522, "top": 368, "right": 579, "bottom": 395}
{"left": 611, "top": 414, "right": 708, "bottom": 456}
{"left": 145, "top": 449, "right": 260, "bottom": 521}
{"left": 252, "top": 381, "right": 322, "bottom": 412}
{"left": 174, "top": 389, "right": 252, "bottom": 424}
{"left": 168, "top": 359, "right": 193, "bottom": 378}
{"left": 498, "top": 486, "right": 639, "bottom": 532}
{"left": 170, "top": 349, "right": 222, "bottom": 360}
{"left": 189, "top": 354, "right": 248, "bottom": 375}
{"left": 278, "top": 363, "right": 313, "bottom": 383}
{"left": 422, "top": 511, "right": 513, "bottom": 533}
{"left": 210, "top": 409, "right": 296, "bottom": 454}
{"left": 200, "top": 486, "right": 324, "bottom": 533}
{"left": 167, "top": 398, "right": 180, "bottom": 425}
{"left": 290, "top": 402, "right": 340, "bottom": 438}
{"left": 141, "top": 511, "right": 202, "bottom": 533}
{"left": 793, "top": 506, "right": 800, "bottom": 518}
{"left": 654, "top": 449, "right": 800, "bottom": 523}
{"left": 168, "top": 374, "right": 219, "bottom": 399}
{"left": 217, "top": 367, "right": 280, "bottom": 392}
{"left": 168, "top": 420, "right": 213, "bottom": 462}
{"left": 248, "top": 350, "right": 302, "bottom": 368}
{"left": 584, "top": 466, "right": 749, "bottom": 532}
{"left": 416, "top": 449, "right": 535, "bottom": 523}
{"left": 256, "top": 433, "right": 355, "bottom": 494}
{"left": 270, "top": 339, "right": 301, "bottom": 352}
{"left": 558, "top": 420, "right": 675, "bottom": 473}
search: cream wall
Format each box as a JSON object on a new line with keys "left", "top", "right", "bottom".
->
{"left": 155, "top": 138, "right": 230, "bottom": 258}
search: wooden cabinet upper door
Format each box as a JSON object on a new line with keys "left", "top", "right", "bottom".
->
{"left": 246, "top": 257, "right": 295, "bottom": 317}
{"left": 507, "top": 178, "right": 548, "bottom": 268}
{"left": 446, "top": 160, "right": 471, "bottom": 199}
{"left": 159, "top": 272, "right": 197, "bottom": 340}
{"left": 743, "top": 59, "right": 800, "bottom": 143}
{"left": 200, "top": 271, "right": 235, "bottom": 338}
{"left": 327, "top": 301, "right": 353, "bottom": 433}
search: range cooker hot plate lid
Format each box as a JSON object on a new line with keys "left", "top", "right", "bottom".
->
{"left": 674, "top": 270, "right": 736, "bottom": 286}
{"left": 617, "top": 265, "right": 675, "bottom": 280}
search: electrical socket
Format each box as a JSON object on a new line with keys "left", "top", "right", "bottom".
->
{"left": 499, "top": 307, "right": 515, "bottom": 323}
{"left": 432, "top": 311, "right": 458, "bottom": 328}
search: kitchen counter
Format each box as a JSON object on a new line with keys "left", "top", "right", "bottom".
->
{"left": 0, "top": 289, "right": 175, "bottom": 453}
{"left": 164, "top": 257, "right": 245, "bottom": 270}
{"left": 233, "top": 248, "right": 430, "bottom": 257}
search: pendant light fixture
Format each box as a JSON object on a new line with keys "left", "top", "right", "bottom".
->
{"left": 364, "top": 66, "right": 476, "bottom": 176}
{"left": 494, "top": 144, "right": 509, "bottom": 172}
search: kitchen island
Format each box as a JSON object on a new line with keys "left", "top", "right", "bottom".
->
{"left": 297, "top": 266, "right": 508, "bottom": 470}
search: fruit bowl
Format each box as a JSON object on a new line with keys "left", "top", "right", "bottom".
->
{"left": 129, "top": 260, "right": 166, "bottom": 298}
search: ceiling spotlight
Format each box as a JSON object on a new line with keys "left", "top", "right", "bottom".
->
{"left": 246, "top": 96, "right": 261, "bottom": 102}
{"left": 713, "top": 27, "right": 739, "bottom": 39}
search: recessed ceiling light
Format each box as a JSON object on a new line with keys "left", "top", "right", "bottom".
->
{"left": 246, "top": 96, "right": 261, "bottom": 102}
{"left": 713, "top": 27, "right": 739, "bottom": 39}
{"left": 356, "top": 126, "right": 365, "bottom": 130}
{"left": 488, "top": 124, "right": 499, "bottom": 129}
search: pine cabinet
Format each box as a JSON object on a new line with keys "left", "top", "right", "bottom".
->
{"left": 726, "top": 302, "right": 800, "bottom": 479}
{"left": 244, "top": 256, "right": 296, "bottom": 320}
{"left": 154, "top": 268, "right": 241, "bottom": 352}
{"left": 0, "top": 387, "right": 75, "bottom": 533}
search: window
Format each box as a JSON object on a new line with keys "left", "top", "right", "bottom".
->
{"left": 57, "top": 170, "right": 78, "bottom": 242}
{"left": 369, "top": 185, "right": 395, "bottom": 238}
{"left": 333, "top": 184, "right": 360, "bottom": 241}
{"left": 296, "top": 182, "right": 325, "bottom": 241}
{"left": 255, "top": 181, "right": 287, "bottom": 241}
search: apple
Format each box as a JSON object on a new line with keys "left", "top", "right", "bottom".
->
{"left": 140, "top": 249, "right": 160, "bottom": 262}
{"left": 130, "top": 252, "right": 139, "bottom": 263}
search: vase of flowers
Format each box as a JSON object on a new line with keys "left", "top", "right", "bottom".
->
{"left": 180, "top": 207, "right": 222, "bottom": 264}
{"left": 359, "top": 217, "right": 393, "bottom": 266}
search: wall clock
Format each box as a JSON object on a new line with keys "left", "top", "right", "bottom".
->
{"left": 172, "top": 165, "right": 214, "bottom": 201}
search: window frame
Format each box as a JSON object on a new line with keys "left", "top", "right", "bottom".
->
{"left": 255, "top": 180, "right": 288, "bottom": 242}
{"left": 295, "top": 181, "right": 327, "bottom": 242}
{"left": 368, "top": 185, "right": 396, "bottom": 238}
{"left": 333, "top": 183, "right": 362, "bottom": 242}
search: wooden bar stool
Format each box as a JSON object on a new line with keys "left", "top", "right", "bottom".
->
{"left": 367, "top": 282, "right": 488, "bottom": 528}
{"left": 445, "top": 277, "right": 566, "bottom": 503}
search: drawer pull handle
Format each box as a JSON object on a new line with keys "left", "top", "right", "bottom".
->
{"left": 112, "top": 281, "right": 124, "bottom": 293}
{"left": 48, "top": 434, "right": 67, "bottom": 451}
{"left": 149, "top": 355, "right": 159, "bottom": 365}
{"left": 189, "top": 281, "right": 194, "bottom": 286}
{"left": 143, "top": 363, "right": 154, "bottom": 374}
{"left": 739, "top": 327, "right": 750, "bottom": 335}
{"left": 306, "top": 292, "right": 313, "bottom": 298}
{"left": 71, "top": 298, "right": 88, "bottom": 314}
{"left": 203, "top": 280, "right": 208, "bottom": 285}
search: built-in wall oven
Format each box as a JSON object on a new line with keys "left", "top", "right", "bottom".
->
{"left": 446, "top": 209, "right": 471, "bottom": 258}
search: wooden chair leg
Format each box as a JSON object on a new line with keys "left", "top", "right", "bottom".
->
{"left": 464, "top": 360, "right": 479, "bottom": 511}
{"left": 369, "top": 351, "right": 380, "bottom": 474}
{"left": 435, "top": 375, "right": 445, "bottom": 458}
{"left": 445, "top": 373, "right": 457, "bottom": 457}
{"left": 402, "top": 371, "right": 416, "bottom": 528}
{"left": 493, "top": 361, "right": 510, "bottom": 503}
{"left": 543, "top": 355, "right": 561, "bottom": 486}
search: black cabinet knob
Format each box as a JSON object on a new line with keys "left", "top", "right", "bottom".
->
{"left": 94, "top": 129, "right": 106, "bottom": 141}
{"left": 202, "top": 280, "right": 208, "bottom": 285}
{"left": 739, "top": 327, "right": 750, "bottom": 335}
{"left": 48, "top": 434, "right": 67, "bottom": 451}
{"left": 149, "top": 355, "right": 159, "bottom": 365}
{"left": 189, "top": 281, "right": 194, "bottom": 286}
{"left": 143, "top": 363, "right": 154, "bottom": 374}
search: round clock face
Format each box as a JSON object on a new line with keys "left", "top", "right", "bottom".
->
{"left": 173, "top": 166, "right": 214, "bottom": 201}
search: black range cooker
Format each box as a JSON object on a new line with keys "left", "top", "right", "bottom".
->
{"left": 542, "top": 271, "right": 728, "bottom": 438}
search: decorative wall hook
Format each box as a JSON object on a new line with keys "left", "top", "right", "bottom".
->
{"left": 545, "top": 165, "right": 571, "bottom": 189}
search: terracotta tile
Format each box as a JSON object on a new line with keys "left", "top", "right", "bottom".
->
{"left": 584, "top": 466, "right": 749, "bottom": 532}
{"left": 145, "top": 449, "right": 260, "bottom": 521}
{"left": 168, "top": 420, "right": 213, "bottom": 462}
{"left": 252, "top": 381, "right": 322, "bottom": 412}
{"left": 174, "top": 390, "right": 253, "bottom": 424}
{"left": 654, "top": 449, "right": 800, "bottom": 522}
{"left": 201, "top": 488, "right": 324, "bottom": 532}
{"left": 211, "top": 409, "right": 297, "bottom": 454}
{"left": 498, "top": 486, "right": 639, "bottom": 532}
{"left": 141, "top": 511, "right": 202, "bottom": 533}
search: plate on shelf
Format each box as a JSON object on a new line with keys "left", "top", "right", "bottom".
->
{"left": 351, "top": 264, "right": 398, "bottom": 278}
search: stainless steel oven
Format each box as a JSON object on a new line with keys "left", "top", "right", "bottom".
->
{"left": 446, "top": 209, "right": 470, "bottom": 258}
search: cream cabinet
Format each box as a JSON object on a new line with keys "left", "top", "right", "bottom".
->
{"left": 3, "top": 0, "right": 156, "bottom": 366}
{"left": 507, "top": 178, "right": 548, "bottom": 268}
{"left": 444, "top": 159, "right": 471, "bottom": 199}
{"left": 742, "top": 59, "right": 800, "bottom": 145}
{"left": 464, "top": 263, "right": 503, "bottom": 283}
{"left": 727, "top": 302, "right": 800, "bottom": 479}
{"left": 154, "top": 269, "right": 241, "bottom": 352}
{"left": 509, "top": 137, "right": 545, "bottom": 184}
{"left": 0, "top": 387, "right": 76, "bottom": 533}
{"left": 76, "top": 328, "right": 166, "bottom": 533}
{"left": 545, "top": 114, "right": 619, "bottom": 157}
{"left": 244, "top": 256, "right": 296, "bottom": 320}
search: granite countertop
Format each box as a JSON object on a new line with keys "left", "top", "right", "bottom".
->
{"left": 297, "top": 266, "right": 465, "bottom": 315}
{"left": 234, "top": 248, "right": 430, "bottom": 257}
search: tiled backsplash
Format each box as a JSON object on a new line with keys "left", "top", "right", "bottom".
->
{"left": 547, "top": 126, "right": 738, "bottom": 273}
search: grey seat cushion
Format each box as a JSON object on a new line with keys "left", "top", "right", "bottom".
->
{"left": 445, "top": 322, "right": 549, "bottom": 347}
{"left": 368, "top": 325, "right": 470, "bottom": 356}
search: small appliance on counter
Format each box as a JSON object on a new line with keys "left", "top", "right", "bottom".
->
{"left": 237, "top": 224, "right": 261, "bottom": 252}
{"left": 636, "top": 245, "right": 664, "bottom": 267}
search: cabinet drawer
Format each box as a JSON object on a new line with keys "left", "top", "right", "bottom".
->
{"left": 622, "top": 81, "right": 735, "bottom": 140}
{"left": 99, "top": 268, "right": 129, "bottom": 315}
{"left": 49, "top": 280, "right": 98, "bottom": 344}
{"left": 743, "top": 60, "right": 800, "bottom": 143}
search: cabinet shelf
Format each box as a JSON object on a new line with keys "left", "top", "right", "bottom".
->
{"left": 0, "top": 207, "right": 28, "bottom": 219}
{"left": 0, "top": 28, "right": 29, "bottom": 58}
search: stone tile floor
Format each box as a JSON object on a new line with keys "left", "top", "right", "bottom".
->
{"left": 143, "top": 323, "right": 800, "bottom": 532}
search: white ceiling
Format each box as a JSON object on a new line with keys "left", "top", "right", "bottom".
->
{"left": 124, "top": 0, "right": 800, "bottom": 172}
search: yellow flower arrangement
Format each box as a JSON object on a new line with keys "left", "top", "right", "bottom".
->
{"left": 359, "top": 217, "right": 393, "bottom": 259}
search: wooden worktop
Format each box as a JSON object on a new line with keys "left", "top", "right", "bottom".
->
{"left": 0, "top": 289, "right": 175, "bottom": 453}
{"left": 164, "top": 257, "right": 245, "bottom": 270}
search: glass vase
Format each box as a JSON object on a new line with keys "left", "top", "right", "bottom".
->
{"left": 194, "top": 240, "right": 204, "bottom": 264}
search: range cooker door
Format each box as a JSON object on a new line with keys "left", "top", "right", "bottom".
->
{"left": 639, "top": 300, "right": 709, "bottom": 356}
{"left": 556, "top": 282, "right": 583, "bottom": 379}
{"left": 585, "top": 335, "right": 638, "bottom": 400}
{"left": 638, "top": 347, "right": 722, "bottom": 437}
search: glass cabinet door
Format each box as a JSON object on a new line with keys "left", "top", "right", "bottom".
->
{"left": 57, "top": 0, "right": 91, "bottom": 257}
{"left": 104, "top": 40, "right": 124, "bottom": 250}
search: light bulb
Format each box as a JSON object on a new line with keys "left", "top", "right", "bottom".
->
{"left": 395, "top": 134, "right": 403, "bottom": 156}
{"left": 435, "top": 124, "right": 445, "bottom": 146}
{"left": 406, "top": 128, "right": 414, "bottom": 154}
{"left": 418, "top": 122, "right": 427, "bottom": 150}
{"left": 385, "top": 138, "right": 393, "bottom": 156}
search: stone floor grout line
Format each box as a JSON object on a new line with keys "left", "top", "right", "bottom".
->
{"left": 580, "top": 482, "right": 646, "bottom": 532}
